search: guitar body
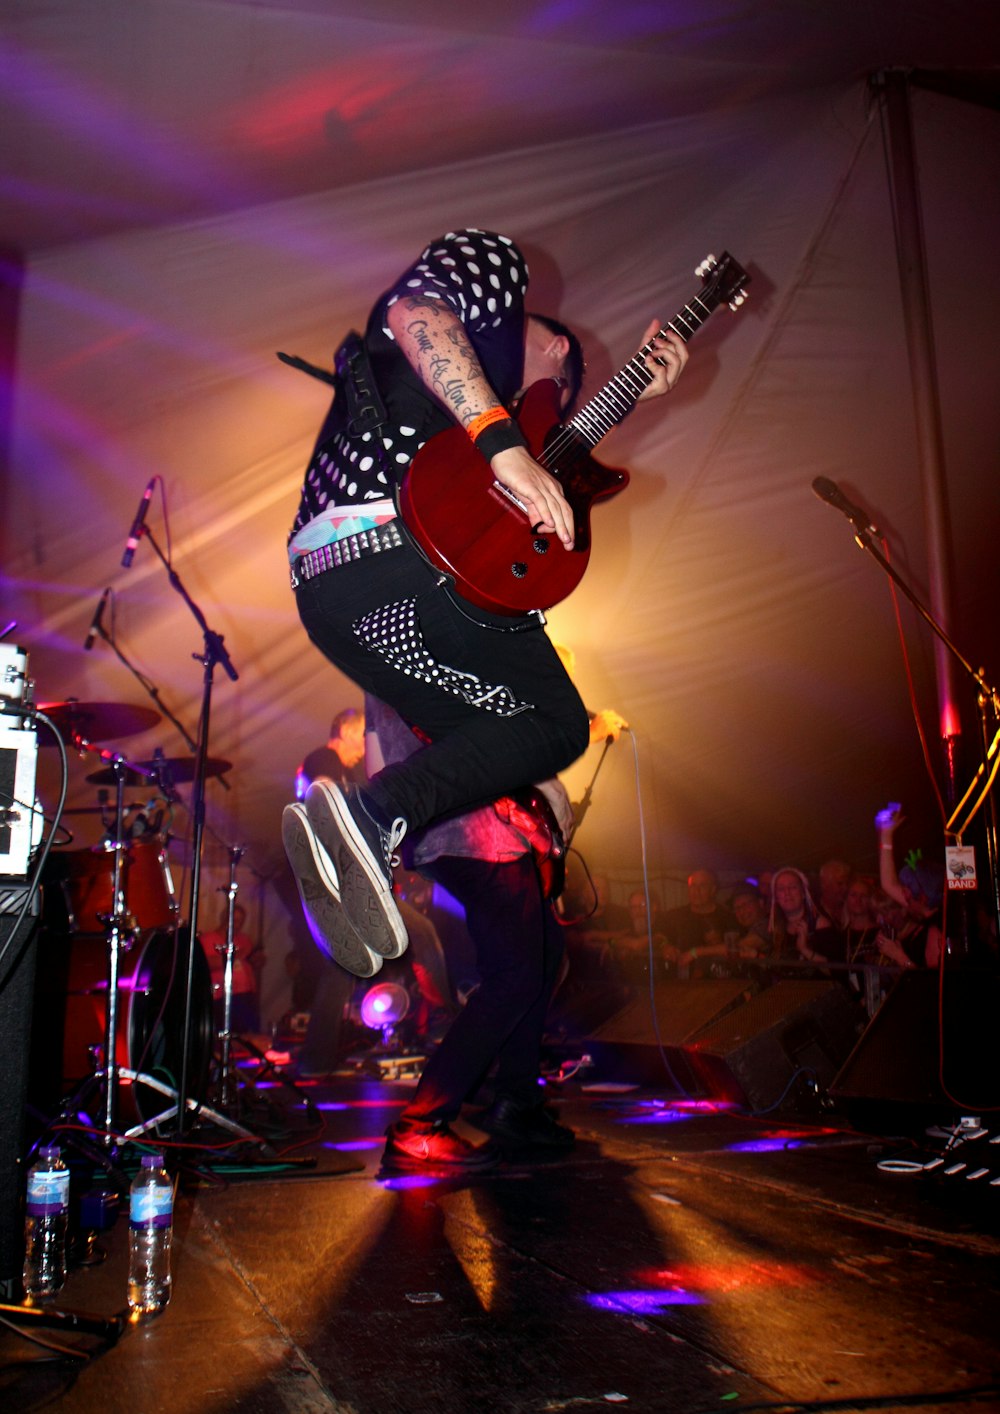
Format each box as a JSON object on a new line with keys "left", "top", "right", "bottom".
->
{"left": 397, "top": 379, "right": 629, "bottom": 616}
{"left": 397, "top": 253, "right": 750, "bottom": 615}
{"left": 494, "top": 786, "right": 567, "bottom": 900}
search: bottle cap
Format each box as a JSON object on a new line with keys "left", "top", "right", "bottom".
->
{"left": 140, "top": 1152, "right": 165, "bottom": 1169}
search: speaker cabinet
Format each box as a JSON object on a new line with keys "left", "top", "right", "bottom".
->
{"left": 0, "top": 905, "right": 39, "bottom": 1285}
{"left": 585, "top": 979, "right": 754, "bottom": 1085}
{"left": 681, "top": 980, "right": 863, "bottom": 1112}
{"left": 830, "top": 967, "right": 1000, "bottom": 1125}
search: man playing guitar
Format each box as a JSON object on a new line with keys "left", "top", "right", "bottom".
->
{"left": 283, "top": 228, "right": 688, "bottom": 1172}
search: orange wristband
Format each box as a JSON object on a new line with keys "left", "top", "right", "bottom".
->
{"left": 466, "top": 407, "right": 511, "bottom": 442}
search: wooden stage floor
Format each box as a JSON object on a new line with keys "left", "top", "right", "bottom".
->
{"left": 3, "top": 1057, "right": 1000, "bottom": 1414}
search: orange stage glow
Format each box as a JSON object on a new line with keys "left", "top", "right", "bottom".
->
{"left": 634, "top": 1260, "right": 816, "bottom": 1294}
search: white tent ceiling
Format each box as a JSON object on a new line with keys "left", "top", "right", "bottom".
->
{"left": 3, "top": 2, "right": 999, "bottom": 978}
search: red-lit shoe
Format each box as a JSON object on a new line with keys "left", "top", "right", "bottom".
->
{"left": 382, "top": 1120, "right": 499, "bottom": 1173}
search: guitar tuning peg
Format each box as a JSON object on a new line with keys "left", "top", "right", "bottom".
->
{"left": 695, "top": 255, "right": 717, "bottom": 278}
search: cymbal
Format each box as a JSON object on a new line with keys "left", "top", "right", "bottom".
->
{"left": 38, "top": 700, "right": 161, "bottom": 743}
{"left": 85, "top": 756, "right": 232, "bottom": 786}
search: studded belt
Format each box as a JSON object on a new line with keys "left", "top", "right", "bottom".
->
{"left": 290, "top": 520, "right": 405, "bottom": 588}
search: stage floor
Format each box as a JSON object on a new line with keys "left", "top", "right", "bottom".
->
{"left": 3, "top": 1064, "right": 1000, "bottom": 1414}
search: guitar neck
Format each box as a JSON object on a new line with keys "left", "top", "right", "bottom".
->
{"left": 565, "top": 294, "right": 718, "bottom": 450}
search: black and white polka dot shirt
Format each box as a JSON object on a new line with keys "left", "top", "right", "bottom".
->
{"left": 290, "top": 229, "right": 530, "bottom": 541}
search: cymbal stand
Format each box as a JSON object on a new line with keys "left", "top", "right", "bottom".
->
{"left": 211, "top": 847, "right": 318, "bottom": 1120}
{"left": 65, "top": 736, "right": 138, "bottom": 1149}
{"left": 216, "top": 845, "right": 245, "bottom": 1111}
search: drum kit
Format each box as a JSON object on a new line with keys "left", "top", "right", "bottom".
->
{"left": 36, "top": 696, "right": 262, "bottom": 1149}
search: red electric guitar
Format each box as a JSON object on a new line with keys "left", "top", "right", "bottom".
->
{"left": 397, "top": 252, "right": 750, "bottom": 616}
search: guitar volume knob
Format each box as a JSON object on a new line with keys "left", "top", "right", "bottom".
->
{"left": 532, "top": 537, "right": 549, "bottom": 554}
{"left": 511, "top": 562, "right": 528, "bottom": 578}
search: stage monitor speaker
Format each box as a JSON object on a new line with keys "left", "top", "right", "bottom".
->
{"left": 585, "top": 979, "right": 754, "bottom": 1085}
{"left": 680, "top": 980, "right": 863, "bottom": 1113}
{"left": 829, "top": 967, "right": 1000, "bottom": 1124}
{"left": 0, "top": 902, "right": 40, "bottom": 1287}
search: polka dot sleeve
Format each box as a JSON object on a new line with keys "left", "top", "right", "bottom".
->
{"left": 382, "top": 229, "right": 529, "bottom": 338}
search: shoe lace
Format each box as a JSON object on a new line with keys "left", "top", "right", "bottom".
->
{"left": 384, "top": 817, "right": 407, "bottom": 870}
{"left": 357, "top": 791, "right": 407, "bottom": 873}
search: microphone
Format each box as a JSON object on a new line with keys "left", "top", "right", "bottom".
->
{"left": 83, "top": 587, "right": 111, "bottom": 651}
{"left": 121, "top": 476, "right": 156, "bottom": 568}
{"left": 811, "top": 477, "right": 879, "bottom": 536}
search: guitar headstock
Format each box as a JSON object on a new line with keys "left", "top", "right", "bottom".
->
{"left": 694, "top": 252, "right": 750, "bottom": 311}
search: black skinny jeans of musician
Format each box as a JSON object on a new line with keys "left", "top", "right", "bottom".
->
{"left": 402, "top": 853, "right": 565, "bottom": 1123}
{"left": 294, "top": 540, "right": 590, "bottom": 829}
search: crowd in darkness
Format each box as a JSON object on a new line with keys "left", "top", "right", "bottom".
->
{"left": 555, "top": 804, "right": 996, "bottom": 1005}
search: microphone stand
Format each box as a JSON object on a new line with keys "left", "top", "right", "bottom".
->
{"left": 92, "top": 610, "right": 231, "bottom": 791}
{"left": 139, "top": 526, "right": 238, "bottom": 1139}
{"left": 838, "top": 523, "right": 1000, "bottom": 944}
{"left": 571, "top": 737, "right": 616, "bottom": 837}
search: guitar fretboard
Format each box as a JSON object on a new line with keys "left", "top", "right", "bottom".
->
{"left": 566, "top": 293, "right": 718, "bottom": 449}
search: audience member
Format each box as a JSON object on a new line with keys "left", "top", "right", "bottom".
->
{"left": 730, "top": 883, "right": 774, "bottom": 958}
{"left": 843, "top": 874, "right": 880, "bottom": 966}
{"left": 564, "top": 871, "right": 631, "bottom": 974}
{"left": 605, "top": 888, "right": 675, "bottom": 986}
{"left": 875, "top": 804, "right": 944, "bottom": 967}
{"left": 815, "top": 859, "right": 851, "bottom": 928}
{"left": 663, "top": 869, "right": 738, "bottom": 963}
{"left": 769, "top": 866, "right": 828, "bottom": 965}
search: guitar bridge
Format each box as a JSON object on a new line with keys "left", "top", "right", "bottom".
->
{"left": 490, "top": 480, "right": 528, "bottom": 518}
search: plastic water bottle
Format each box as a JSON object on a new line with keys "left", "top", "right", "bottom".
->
{"left": 23, "top": 1144, "right": 70, "bottom": 1300}
{"left": 127, "top": 1153, "right": 173, "bottom": 1318}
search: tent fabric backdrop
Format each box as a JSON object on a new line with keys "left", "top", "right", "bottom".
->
{"left": 4, "top": 33, "right": 999, "bottom": 1017}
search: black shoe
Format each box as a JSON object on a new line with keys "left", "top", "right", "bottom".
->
{"left": 382, "top": 1120, "right": 500, "bottom": 1173}
{"left": 305, "top": 781, "right": 408, "bottom": 959}
{"left": 479, "top": 1096, "right": 576, "bottom": 1151}
{"left": 281, "top": 803, "right": 383, "bottom": 978}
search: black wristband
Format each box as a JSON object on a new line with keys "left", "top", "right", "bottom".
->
{"left": 474, "top": 419, "right": 528, "bottom": 462}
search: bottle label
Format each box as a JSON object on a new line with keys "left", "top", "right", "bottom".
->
{"left": 130, "top": 1187, "right": 173, "bottom": 1229}
{"left": 26, "top": 1168, "right": 70, "bottom": 1216}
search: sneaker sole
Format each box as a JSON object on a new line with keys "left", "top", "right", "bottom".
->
{"left": 281, "top": 804, "right": 383, "bottom": 978}
{"left": 305, "top": 782, "right": 408, "bottom": 960}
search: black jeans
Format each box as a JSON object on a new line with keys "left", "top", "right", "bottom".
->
{"left": 294, "top": 539, "right": 590, "bottom": 830}
{"left": 400, "top": 853, "right": 565, "bottom": 1123}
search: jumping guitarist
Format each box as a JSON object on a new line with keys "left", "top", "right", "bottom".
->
{"left": 283, "top": 227, "right": 692, "bottom": 1174}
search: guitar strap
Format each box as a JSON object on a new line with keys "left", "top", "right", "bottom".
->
{"left": 334, "top": 330, "right": 391, "bottom": 440}
{"left": 336, "top": 332, "right": 543, "bottom": 635}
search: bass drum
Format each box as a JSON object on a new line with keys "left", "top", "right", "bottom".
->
{"left": 62, "top": 930, "right": 214, "bottom": 1124}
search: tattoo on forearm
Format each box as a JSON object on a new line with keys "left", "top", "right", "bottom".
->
{"left": 428, "top": 354, "right": 472, "bottom": 416}
{"left": 397, "top": 298, "right": 488, "bottom": 422}
{"left": 405, "top": 319, "right": 434, "bottom": 356}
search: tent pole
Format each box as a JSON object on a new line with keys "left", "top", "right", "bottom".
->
{"left": 875, "top": 69, "right": 1000, "bottom": 948}
{"left": 874, "top": 68, "right": 960, "bottom": 789}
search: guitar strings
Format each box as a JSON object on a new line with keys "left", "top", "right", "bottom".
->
{"left": 538, "top": 296, "right": 711, "bottom": 469}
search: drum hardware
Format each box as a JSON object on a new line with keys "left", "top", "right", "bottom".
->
{"left": 86, "top": 754, "right": 232, "bottom": 788}
{"left": 214, "top": 845, "right": 246, "bottom": 1111}
{"left": 209, "top": 848, "right": 317, "bottom": 1120}
{"left": 37, "top": 699, "right": 162, "bottom": 743}
{"left": 35, "top": 734, "right": 185, "bottom": 1148}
